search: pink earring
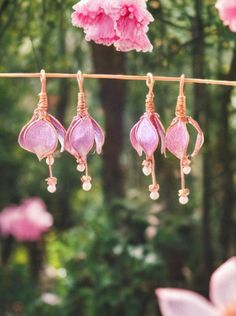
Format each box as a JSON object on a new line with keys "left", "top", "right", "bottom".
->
{"left": 130, "top": 73, "right": 166, "bottom": 200}
{"left": 65, "top": 71, "right": 105, "bottom": 191}
{"left": 18, "top": 69, "right": 66, "bottom": 193}
{"left": 165, "top": 74, "right": 204, "bottom": 204}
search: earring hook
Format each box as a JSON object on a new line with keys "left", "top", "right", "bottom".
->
{"left": 77, "top": 70, "right": 84, "bottom": 93}
{"left": 146, "top": 72, "right": 155, "bottom": 93}
{"left": 40, "top": 69, "right": 47, "bottom": 95}
{"left": 175, "top": 74, "right": 186, "bottom": 118}
{"left": 179, "top": 74, "right": 185, "bottom": 97}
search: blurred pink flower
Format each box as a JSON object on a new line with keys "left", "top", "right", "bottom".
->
{"left": 156, "top": 257, "right": 236, "bottom": 316}
{"left": 0, "top": 198, "right": 53, "bottom": 242}
{"left": 216, "top": 0, "right": 236, "bottom": 32}
{"left": 71, "top": 0, "right": 153, "bottom": 52}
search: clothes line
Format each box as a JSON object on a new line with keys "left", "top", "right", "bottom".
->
{"left": 0, "top": 72, "right": 236, "bottom": 87}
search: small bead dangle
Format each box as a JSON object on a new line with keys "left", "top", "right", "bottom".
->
{"left": 165, "top": 75, "right": 204, "bottom": 204}
{"left": 130, "top": 73, "right": 166, "bottom": 200}
{"left": 65, "top": 71, "right": 105, "bottom": 191}
{"left": 18, "top": 69, "right": 66, "bottom": 193}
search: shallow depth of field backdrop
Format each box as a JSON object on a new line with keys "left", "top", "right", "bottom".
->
{"left": 0, "top": 0, "right": 235, "bottom": 315}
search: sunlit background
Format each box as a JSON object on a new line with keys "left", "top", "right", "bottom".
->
{"left": 0, "top": 0, "right": 235, "bottom": 315}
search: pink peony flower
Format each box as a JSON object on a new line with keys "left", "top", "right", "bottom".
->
{"left": 0, "top": 198, "right": 53, "bottom": 242}
{"left": 130, "top": 73, "right": 165, "bottom": 200}
{"left": 71, "top": 0, "right": 154, "bottom": 52}
{"left": 216, "top": 0, "right": 236, "bottom": 32}
{"left": 65, "top": 72, "right": 105, "bottom": 191}
{"left": 156, "top": 257, "right": 236, "bottom": 316}
{"left": 72, "top": 0, "right": 119, "bottom": 45}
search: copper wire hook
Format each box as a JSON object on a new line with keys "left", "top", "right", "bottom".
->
{"left": 77, "top": 70, "right": 84, "bottom": 93}
{"left": 146, "top": 72, "right": 154, "bottom": 93}
{"left": 40, "top": 69, "right": 47, "bottom": 94}
{"left": 179, "top": 74, "right": 185, "bottom": 97}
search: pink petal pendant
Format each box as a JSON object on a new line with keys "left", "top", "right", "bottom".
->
{"left": 130, "top": 73, "right": 166, "bottom": 200}
{"left": 65, "top": 71, "right": 105, "bottom": 191}
{"left": 18, "top": 70, "right": 66, "bottom": 193}
{"left": 165, "top": 75, "right": 204, "bottom": 204}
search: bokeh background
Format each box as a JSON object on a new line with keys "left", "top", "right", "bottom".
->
{"left": 0, "top": 0, "right": 235, "bottom": 315}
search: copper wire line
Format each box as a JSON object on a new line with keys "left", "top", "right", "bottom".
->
{"left": 0, "top": 72, "right": 236, "bottom": 87}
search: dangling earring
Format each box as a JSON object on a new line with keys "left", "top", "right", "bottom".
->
{"left": 165, "top": 74, "right": 204, "bottom": 204}
{"left": 130, "top": 73, "right": 166, "bottom": 200}
{"left": 65, "top": 71, "right": 105, "bottom": 191}
{"left": 18, "top": 69, "right": 66, "bottom": 193}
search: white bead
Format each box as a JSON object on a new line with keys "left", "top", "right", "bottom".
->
{"left": 77, "top": 164, "right": 85, "bottom": 172}
{"left": 183, "top": 166, "right": 191, "bottom": 175}
{"left": 142, "top": 166, "right": 152, "bottom": 176}
{"left": 47, "top": 185, "right": 56, "bottom": 193}
{"left": 82, "top": 181, "right": 92, "bottom": 192}
{"left": 150, "top": 191, "right": 160, "bottom": 201}
{"left": 179, "top": 196, "right": 189, "bottom": 205}
{"left": 46, "top": 157, "right": 55, "bottom": 166}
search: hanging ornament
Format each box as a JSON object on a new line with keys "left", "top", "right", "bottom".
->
{"left": 165, "top": 75, "right": 204, "bottom": 205}
{"left": 130, "top": 73, "right": 166, "bottom": 200}
{"left": 65, "top": 71, "right": 105, "bottom": 191}
{"left": 71, "top": 0, "right": 154, "bottom": 52}
{"left": 18, "top": 70, "right": 66, "bottom": 193}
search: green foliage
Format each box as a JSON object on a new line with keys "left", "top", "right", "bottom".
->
{"left": 0, "top": 0, "right": 235, "bottom": 315}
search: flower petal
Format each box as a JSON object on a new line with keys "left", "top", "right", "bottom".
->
{"left": 65, "top": 117, "right": 79, "bottom": 157}
{"left": 130, "top": 121, "right": 143, "bottom": 156}
{"left": 136, "top": 116, "right": 159, "bottom": 158}
{"left": 67, "top": 116, "right": 95, "bottom": 160}
{"left": 188, "top": 117, "right": 204, "bottom": 157}
{"left": 91, "top": 117, "right": 105, "bottom": 154}
{"left": 85, "top": 13, "right": 118, "bottom": 46}
{"left": 18, "top": 119, "right": 58, "bottom": 160}
{"left": 210, "top": 257, "right": 236, "bottom": 309}
{"left": 72, "top": 0, "right": 118, "bottom": 46}
{"left": 156, "top": 288, "right": 218, "bottom": 316}
{"left": 152, "top": 113, "right": 166, "bottom": 155}
{"left": 166, "top": 120, "right": 189, "bottom": 159}
{"left": 48, "top": 115, "right": 66, "bottom": 152}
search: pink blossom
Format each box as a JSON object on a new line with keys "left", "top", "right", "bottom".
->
{"left": 72, "top": 0, "right": 118, "bottom": 45}
{"left": 0, "top": 198, "right": 53, "bottom": 241}
{"left": 216, "top": 0, "right": 236, "bottom": 32}
{"left": 71, "top": 0, "right": 153, "bottom": 52}
{"left": 156, "top": 257, "right": 236, "bottom": 316}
